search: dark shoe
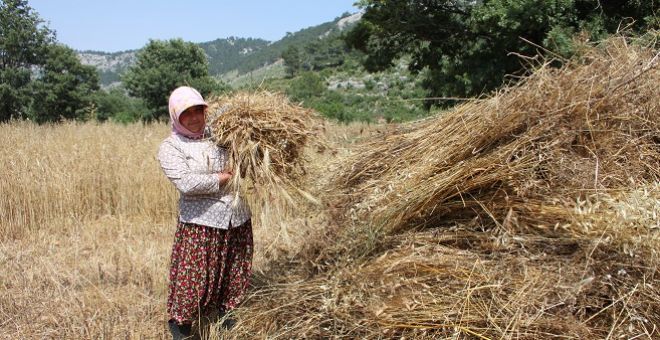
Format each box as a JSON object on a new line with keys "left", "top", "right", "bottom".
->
{"left": 168, "top": 320, "right": 192, "bottom": 339}
{"left": 222, "top": 317, "right": 237, "bottom": 330}
{"left": 217, "top": 308, "right": 237, "bottom": 330}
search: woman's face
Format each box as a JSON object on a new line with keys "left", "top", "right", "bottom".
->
{"left": 179, "top": 105, "right": 206, "bottom": 133}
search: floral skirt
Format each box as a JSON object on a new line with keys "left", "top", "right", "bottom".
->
{"left": 167, "top": 220, "right": 253, "bottom": 324}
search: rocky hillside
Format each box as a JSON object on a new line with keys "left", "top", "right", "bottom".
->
{"left": 79, "top": 12, "right": 362, "bottom": 87}
{"left": 199, "top": 37, "right": 270, "bottom": 75}
{"left": 77, "top": 50, "right": 137, "bottom": 85}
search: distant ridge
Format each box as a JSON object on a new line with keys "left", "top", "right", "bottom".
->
{"left": 77, "top": 50, "right": 137, "bottom": 85}
{"left": 78, "top": 12, "right": 361, "bottom": 87}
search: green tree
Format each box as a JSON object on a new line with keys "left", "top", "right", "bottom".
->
{"left": 123, "top": 38, "right": 225, "bottom": 120}
{"left": 282, "top": 45, "right": 301, "bottom": 77}
{"left": 347, "top": 0, "right": 658, "bottom": 105}
{"left": 0, "top": 0, "right": 54, "bottom": 121}
{"left": 30, "top": 44, "right": 99, "bottom": 123}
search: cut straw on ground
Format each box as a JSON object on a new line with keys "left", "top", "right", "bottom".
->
{"left": 222, "top": 35, "right": 660, "bottom": 339}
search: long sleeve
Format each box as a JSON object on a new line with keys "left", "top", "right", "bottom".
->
{"left": 157, "top": 135, "right": 250, "bottom": 229}
{"left": 158, "top": 139, "right": 221, "bottom": 196}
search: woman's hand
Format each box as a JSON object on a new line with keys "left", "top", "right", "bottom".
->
{"left": 218, "top": 170, "right": 233, "bottom": 186}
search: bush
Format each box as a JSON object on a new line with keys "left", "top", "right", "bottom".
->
{"left": 286, "top": 72, "right": 326, "bottom": 102}
{"left": 91, "top": 88, "right": 147, "bottom": 123}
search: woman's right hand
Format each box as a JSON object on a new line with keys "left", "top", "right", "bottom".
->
{"left": 218, "top": 170, "right": 233, "bottom": 186}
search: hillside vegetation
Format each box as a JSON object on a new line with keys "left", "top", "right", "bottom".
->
{"left": 81, "top": 13, "right": 358, "bottom": 87}
{"left": 5, "top": 1, "right": 657, "bottom": 124}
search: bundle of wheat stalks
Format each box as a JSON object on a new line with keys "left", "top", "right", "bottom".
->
{"left": 336, "top": 36, "right": 659, "bottom": 233}
{"left": 236, "top": 184, "right": 660, "bottom": 339}
{"left": 226, "top": 36, "right": 660, "bottom": 339}
{"left": 208, "top": 91, "right": 324, "bottom": 215}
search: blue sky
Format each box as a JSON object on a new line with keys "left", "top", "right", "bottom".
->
{"left": 29, "top": 1, "right": 359, "bottom": 52}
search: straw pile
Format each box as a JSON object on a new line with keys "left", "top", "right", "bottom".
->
{"left": 236, "top": 184, "right": 660, "bottom": 338}
{"left": 336, "top": 36, "right": 659, "bottom": 233}
{"left": 207, "top": 91, "right": 325, "bottom": 214}
{"left": 224, "top": 36, "right": 660, "bottom": 339}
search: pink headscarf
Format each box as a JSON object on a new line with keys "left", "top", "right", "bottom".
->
{"left": 168, "top": 86, "right": 208, "bottom": 139}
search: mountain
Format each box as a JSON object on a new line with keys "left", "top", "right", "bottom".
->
{"left": 222, "top": 12, "right": 362, "bottom": 75}
{"left": 199, "top": 37, "right": 270, "bottom": 75}
{"left": 79, "top": 12, "right": 362, "bottom": 87}
{"left": 77, "top": 50, "right": 137, "bottom": 85}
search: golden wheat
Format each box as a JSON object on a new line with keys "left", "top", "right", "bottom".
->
{"left": 0, "top": 119, "right": 377, "bottom": 338}
{"left": 0, "top": 121, "right": 177, "bottom": 238}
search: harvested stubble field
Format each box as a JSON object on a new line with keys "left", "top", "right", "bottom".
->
{"left": 1, "top": 37, "right": 659, "bottom": 339}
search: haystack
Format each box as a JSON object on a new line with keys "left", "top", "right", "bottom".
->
{"left": 336, "top": 36, "right": 659, "bottom": 233}
{"left": 208, "top": 91, "right": 325, "bottom": 215}
{"left": 225, "top": 36, "right": 660, "bottom": 339}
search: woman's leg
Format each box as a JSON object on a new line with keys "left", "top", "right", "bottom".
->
{"left": 218, "top": 220, "right": 254, "bottom": 313}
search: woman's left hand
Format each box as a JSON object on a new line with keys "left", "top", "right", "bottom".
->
{"left": 218, "top": 170, "right": 233, "bottom": 186}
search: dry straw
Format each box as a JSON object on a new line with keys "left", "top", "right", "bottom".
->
{"left": 224, "top": 36, "right": 660, "bottom": 339}
{"left": 207, "top": 91, "right": 325, "bottom": 217}
{"left": 335, "top": 35, "right": 660, "bottom": 233}
{"left": 0, "top": 121, "right": 176, "bottom": 238}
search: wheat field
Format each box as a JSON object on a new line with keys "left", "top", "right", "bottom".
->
{"left": 0, "top": 120, "right": 376, "bottom": 338}
{"left": 1, "top": 38, "right": 658, "bottom": 339}
{"left": 1, "top": 119, "right": 658, "bottom": 339}
{"left": 1, "top": 121, "right": 174, "bottom": 338}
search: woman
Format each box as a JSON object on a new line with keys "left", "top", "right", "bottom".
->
{"left": 158, "top": 86, "right": 252, "bottom": 339}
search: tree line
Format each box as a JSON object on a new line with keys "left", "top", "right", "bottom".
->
{"left": 0, "top": 0, "right": 225, "bottom": 123}
{"left": 345, "top": 0, "right": 658, "bottom": 107}
{"left": 2, "top": 0, "right": 657, "bottom": 124}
